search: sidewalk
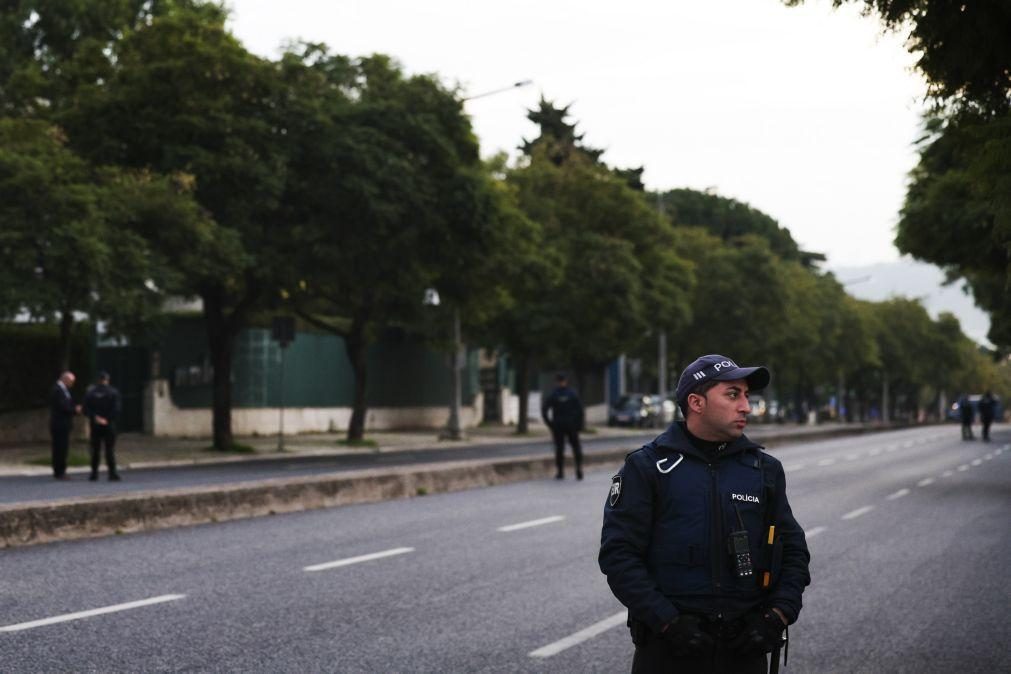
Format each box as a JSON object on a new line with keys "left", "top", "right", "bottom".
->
{"left": 0, "top": 421, "right": 864, "bottom": 476}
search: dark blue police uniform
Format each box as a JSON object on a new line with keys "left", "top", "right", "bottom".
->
{"left": 542, "top": 384, "right": 585, "bottom": 479}
{"left": 600, "top": 422, "right": 810, "bottom": 672}
{"left": 82, "top": 380, "right": 122, "bottom": 480}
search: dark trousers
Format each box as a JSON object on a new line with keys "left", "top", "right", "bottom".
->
{"left": 631, "top": 634, "right": 768, "bottom": 674}
{"left": 50, "top": 425, "right": 70, "bottom": 477}
{"left": 89, "top": 425, "right": 118, "bottom": 476}
{"left": 961, "top": 420, "right": 974, "bottom": 439}
{"left": 551, "top": 426, "right": 582, "bottom": 476}
{"left": 981, "top": 417, "right": 993, "bottom": 441}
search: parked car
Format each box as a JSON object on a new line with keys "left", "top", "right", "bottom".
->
{"left": 609, "top": 394, "right": 663, "bottom": 428}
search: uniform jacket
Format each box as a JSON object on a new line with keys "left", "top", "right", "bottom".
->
{"left": 541, "top": 386, "right": 584, "bottom": 431}
{"left": 49, "top": 382, "right": 76, "bottom": 431}
{"left": 599, "top": 422, "right": 810, "bottom": 632}
{"left": 83, "top": 383, "right": 122, "bottom": 431}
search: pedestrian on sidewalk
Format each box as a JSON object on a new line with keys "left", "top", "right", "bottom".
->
{"left": 49, "top": 371, "right": 79, "bottom": 480}
{"left": 958, "top": 393, "right": 975, "bottom": 440}
{"left": 600, "top": 354, "right": 810, "bottom": 673}
{"left": 83, "top": 371, "right": 122, "bottom": 481}
{"left": 978, "top": 391, "right": 996, "bottom": 442}
{"left": 542, "top": 373, "right": 585, "bottom": 480}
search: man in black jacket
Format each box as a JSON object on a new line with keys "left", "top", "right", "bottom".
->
{"left": 49, "top": 371, "right": 78, "bottom": 480}
{"left": 82, "top": 371, "right": 122, "bottom": 481}
{"left": 600, "top": 354, "right": 810, "bottom": 673}
{"left": 542, "top": 373, "right": 585, "bottom": 480}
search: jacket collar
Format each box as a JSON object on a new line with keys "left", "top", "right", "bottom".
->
{"left": 652, "top": 421, "right": 762, "bottom": 461}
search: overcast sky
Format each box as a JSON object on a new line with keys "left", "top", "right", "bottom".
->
{"left": 227, "top": 0, "right": 928, "bottom": 268}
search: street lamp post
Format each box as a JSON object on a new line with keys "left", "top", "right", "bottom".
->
{"left": 428, "top": 79, "right": 532, "bottom": 441}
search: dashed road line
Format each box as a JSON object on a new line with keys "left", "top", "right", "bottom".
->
{"left": 845, "top": 454, "right": 860, "bottom": 461}
{"left": 529, "top": 611, "right": 627, "bottom": 658}
{"left": 916, "top": 478, "right": 935, "bottom": 487}
{"left": 817, "top": 458, "right": 836, "bottom": 467}
{"left": 304, "top": 547, "right": 414, "bottom": 572}
{"left": 842, "top": 506, "right": 874, "bottom": 520}
{"left": 806, "top": 526, "right": 828, "bottom": 538}
{"left": 868, "top": 448, "right": 882, "bottom": 456}
{"left": 957, "top": 464, "right": 969, "bottom": 472}
{"left": 785, "top": 464, "right": 806, "bottom": 472}
{"left": 971, "top": 459, "right": 982, "bottom": 466}
{"left": 0, "top": 595, "right": 185, "bottom": 633}
{"left": 984, "top": 453, "right": 994, "bottom": 461}
{"left": 941, "top": 470, "right": 954, "bottom": 478}
{"left": 886, "top": 488, "right": 910, "bottom": 500}
{"left": 498, "top": 515, "right": 566, "bottom": 533}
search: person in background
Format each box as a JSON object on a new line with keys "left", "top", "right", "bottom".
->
{"left": 49, "top": 371, "right": 78, "bottom": 480}
{"left": 541, "top": 373, "right": 585, "bottom": 480}
{"left": 958, "top": 393, "right": 975, "bottom": 440}
{"left": 978, "top": 391, "right": 996, "bottom": 442}
{"left": 83, "top": 371, "right": 123, "bottom": 481}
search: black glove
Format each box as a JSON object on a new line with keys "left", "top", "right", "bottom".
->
{"left": 729, "top": 608, "right": 785, "bottom": 654}
{"left": 663, "top": 614, "right": 714, "bottom": 656}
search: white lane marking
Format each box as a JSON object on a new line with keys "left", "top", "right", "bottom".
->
{"left": 886, "top": 488, "right": 910, "bottom": 500}
{"left": 785, "top": 463, "right": 806, "bottom": 472}
{"left": 984, "top": 454, "right": 994, "bottom": 461}
{"left": 806, "top": 526, "right": 828, "bottom": 538}
{"left": 529, "top": 611, "right": 627, "bottom": 658}
{"left": 304, "top": 547, "right": 414, "bottom": 572}
{"left": 971, "top": 459, "right": 982, "bottom": 466}
{"left": 957, "top": 464, "right": 969, "bottom": 472}
{"left": 0, "top": 595, "right": 185, "bottom": 633}
{"left": 902, "top": 441, "right": 914, "bottom": 448}
{"left": 941, "top": 470, "right": 954, "bottom": 478}
{"left": 845, "top": 454, "right": 860, "bottom": 461}
{"left": 498, "top": 515, "right": 566, "bottom": 533}
{"left": 885, "top": 445, "right": 899, "bottom": 453}
{"left": 842, "top": 506, "right": 874, "bottom": 520}
{"left": 917, "top": 478, "right": 935, "bottom": 487}
{"left": 817, "top": 458, "right": 836, "bottom": 466}
{"left": 868, "top": 448, "right": 882, "bottom": 456}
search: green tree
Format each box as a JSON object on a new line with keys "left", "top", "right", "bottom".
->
{"left": 896, "top": 112, "right": 1011, "bottom": 350}
{"left": 66, "top": 4, "right": 289, "bottom": 449}
{"left": 659, "top": 188, "right": 825, "bottom": 268}
{"left": 278, "top": 49, "right": 517, "bottom": 442}
{"left": 506, "top": 146, "right": 693, "bottom": 427}
{"left": 0, "top": 118, "right": 180, "bottom": 371}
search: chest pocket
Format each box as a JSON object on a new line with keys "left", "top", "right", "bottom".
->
{"left": 721, "top": 454, "right": 768, "bottom": 590}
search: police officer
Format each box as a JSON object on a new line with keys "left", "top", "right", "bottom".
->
{"left": 978, "top": 391, "right": 996, "bottom": 442}
{"left": 49, "top": 371, "right": 78, "bottom": 480}
{"left": 542, "top": 373, "right": 585, "bottom": 480}
{"left": 82, "top": 371, "right": 122, "bottom": 481}
{"left": 600, "top": 354, "right": 810, "bottom": 673}
{"left": 958, "top": 393, "right": 975, "bottom": 440}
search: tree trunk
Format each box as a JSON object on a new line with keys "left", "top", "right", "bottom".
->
{"left": 516, "top": 352, "right": 530, "bottom": 434}
{"left": 345, "top": 317, "right": 369, "bottom": 443}
{"left": 204, "top": 290, "right": 237, "bottom": 451}
{"left": 57, "top": 309, "right": 74, "bottom": 373}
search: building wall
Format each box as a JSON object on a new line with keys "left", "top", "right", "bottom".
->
{"left": 144, "top": 378, "right": 484, "bottom": 437}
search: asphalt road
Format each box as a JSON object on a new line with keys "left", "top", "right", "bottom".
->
{"left": 1, "top": 425, "right": 1008, "bottom": 673}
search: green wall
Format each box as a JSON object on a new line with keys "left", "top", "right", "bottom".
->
{"left": 159, "top": 317, "right": 477, "bottom": 409}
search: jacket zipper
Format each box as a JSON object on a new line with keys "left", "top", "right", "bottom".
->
{"left": 709, "top": 462, "right": 722, "bottom": 595}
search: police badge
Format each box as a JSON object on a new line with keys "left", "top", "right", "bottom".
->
{"left": 608, "top": 474, "right": 622, "bottom": 507}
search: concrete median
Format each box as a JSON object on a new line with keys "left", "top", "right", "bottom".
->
{"left": 0, "top": 448, "right": 628, "bottom": 548}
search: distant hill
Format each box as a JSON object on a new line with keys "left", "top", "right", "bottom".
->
{"left": 829, "top": 258, "right": 992, "bottom": 346}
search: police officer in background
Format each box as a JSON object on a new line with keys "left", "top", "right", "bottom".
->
{"left": 542, "top": 373, "right": 585, "bottom": 480}
{"left": 600, "top": 355, "right": 810, "bottom": 673}
{"left": 82, "top": 371, "right": 122, "bottom": 481}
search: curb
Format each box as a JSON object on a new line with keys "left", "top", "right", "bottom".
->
{"left": 0, "top": 424, "right": 908, "bottom": 548}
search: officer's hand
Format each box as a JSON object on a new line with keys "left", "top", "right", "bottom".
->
{"left": 662, "top": 614, "right": 713, "bottom": 656}
{"left": 729, "top": 608, "right": 785, "bottom": 654}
